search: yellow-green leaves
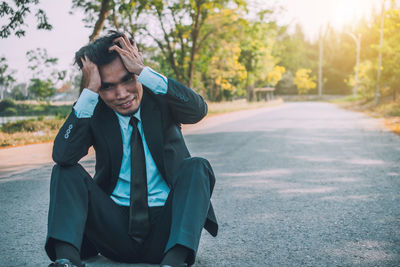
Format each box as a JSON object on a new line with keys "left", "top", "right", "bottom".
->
{"left": 294, "top": 69, "right": 316, "bottom": 94}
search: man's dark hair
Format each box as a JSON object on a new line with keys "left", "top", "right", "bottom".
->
{"left": 75, "top": 31, "right": 132, "bottom": 69}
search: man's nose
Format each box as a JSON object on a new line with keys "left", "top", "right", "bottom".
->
{"left": 115, "top": 85, "right": 128, "bottom": 99}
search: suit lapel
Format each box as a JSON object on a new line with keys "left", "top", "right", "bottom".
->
{"left": 141, "top": 88, "right": 167, "bottom": 181}
{"left": 97, "top": 100, "right": 123, "bottom": 189}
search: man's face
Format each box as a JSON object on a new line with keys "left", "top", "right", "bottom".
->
{"left": 98, "top": 57, "right": 143, "bottom": 116}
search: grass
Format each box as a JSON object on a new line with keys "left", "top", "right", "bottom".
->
{"left": 0, "top": 98, "right": 72, "bottom": 117}
{"left": 1, "top": 99, "right": 282, "bottom": 148}
{"left": 0, "top": 130, "right": 59, "bottom": 147}
{"left": 0, "top": 117, "right": 64, "bottom": 147}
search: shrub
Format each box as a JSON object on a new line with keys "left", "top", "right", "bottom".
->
{"left": 0, "top": 98, "right": 16, "bottom": 112}
{"left": 1, "top": 119, "right": 40, "bottom": 133}
{"left": 0, "top": 117, "right": 65, "bottom": 133}
{"left": 385, "top": 104, "right": 400, "bottom": 117}
{"left": 3, "top": 107, "right": 18, "bottom": 116}
{"left": 43, "top": 118, "right": 64, "bottom": 130}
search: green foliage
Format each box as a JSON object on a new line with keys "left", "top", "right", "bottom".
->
{"left": 26, "top": 48, "right": 62, "bottom": 80}
{"left": 9, "top": 83, "right": 27, "bottom": 100}
{"left": 0, "top": 56, "right": 16, "bottom": 99}
{"left": 0, "top": 117, "right": 64, "bottom": 133}
{"left": 273, "top": 24, "right": 315, "bottom": 73}
{"left": 0, "top": 0, "right": 52, "bottom": 38}
{"left": 28, "top": 78, "right": 56, "bottom": 100}
{"left": 0, "top": 98, "right": 15, "bottom": 110}
{"left": 345, "top": 60, "right": 376, "bottom": 100}
{"left": 294, "top": 69, "right": 316, "bottom": 94}
{"left": 267, "top": 66, "right": 285, "bottom": 87}
{"left": 239, "top": 17, "right": 277, "bottom": 100}
{"left": 0, "top": 99, "right": 71, "bottom": 117}
{"left": 207, "top": 40, "right": 247, "bottom": 101}
{"left": 386, "top": 105, "right": 400, "bottom": 117}
{"left": 380, "top": 4, "right": 400, "bottom": 100}
{"left": 1, "top": 119, "right": 39, "bottom": 133}
{"left": 3, "top": 107, "right": 17, "bottom": 116}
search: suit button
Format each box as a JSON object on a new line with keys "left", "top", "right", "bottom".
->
{"left": 64, "top": 134, "right": 69, "bottom": 139}
{"left": 68, "top": 124, "right": 73, "bottom": 130}
{"left": 66, "top": 129, "right": 71, "bottom": 134}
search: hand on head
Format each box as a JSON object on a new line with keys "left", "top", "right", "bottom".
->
{"left": 80, "top": 33, "right": 145, "bottom": 94}
{"left": 81, "top": 55, "right": 101, "bottom": 93}
{"left": 109, "top": 33, "right": 145, "bottom": 76}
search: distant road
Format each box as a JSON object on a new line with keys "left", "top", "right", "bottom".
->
{"left": 0, "top": 102, "right": 399, "bottom": 266}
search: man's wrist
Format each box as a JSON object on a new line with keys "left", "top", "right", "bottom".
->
{"left": 74, "top": 88, "right": 99, "bottom": 118}
{"left": 134, "top": 65, "right": 145, "bottom": 76}
{"left": 86, "top": 84, "right": 100, "bottom": 93}
{"left": 138, "top": 67, "right": 168, "bottom": 95}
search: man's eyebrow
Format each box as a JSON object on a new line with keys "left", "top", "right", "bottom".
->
{"left": 100, "top": 72, "right": 133, "bottom": 88}
{"left": 120, "top": 72, "right": 134, "bottom": 82}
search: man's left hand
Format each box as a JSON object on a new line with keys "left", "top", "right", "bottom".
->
{"left": 109, "top": 33, "right": 145, "bottom": 76}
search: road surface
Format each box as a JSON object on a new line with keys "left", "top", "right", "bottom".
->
{"left": 0, "top": 102, "right": 399, "bottom": 266}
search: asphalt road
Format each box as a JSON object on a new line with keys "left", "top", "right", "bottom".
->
{"left": 1, "top": 102, "right": 399, "bottom": 266}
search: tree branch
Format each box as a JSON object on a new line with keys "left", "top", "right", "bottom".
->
{"left": 89, "top": 0, "right": 111, "bottom": 42}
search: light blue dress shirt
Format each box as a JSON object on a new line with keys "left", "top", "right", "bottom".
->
{"left": 73, "top": 66, "right": 170, "bottom": 207}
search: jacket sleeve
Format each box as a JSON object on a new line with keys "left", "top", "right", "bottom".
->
{"left": 163, "top": 78, "right": 208, "bottom": 124}
{"left": 52, "top": 110, "right": 93, "bottom": 166}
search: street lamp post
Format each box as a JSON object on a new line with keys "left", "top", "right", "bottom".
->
{"left": 345, "top": 32, "right": 361, "bottom": 97}
{"left": 375, "top": 0, "right": 386, "bottom": 106}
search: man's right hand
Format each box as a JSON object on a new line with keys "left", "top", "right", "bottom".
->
{"left": 81, "top": 55, "right": 101, "bottom": 93}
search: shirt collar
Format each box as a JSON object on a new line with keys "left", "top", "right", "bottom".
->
{"left": 114, "top": 107, "right": 141, "bottom": 130}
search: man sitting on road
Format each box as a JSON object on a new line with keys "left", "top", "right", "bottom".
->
{"left": 45, "top": 31, "right": 218, "bottom": 267}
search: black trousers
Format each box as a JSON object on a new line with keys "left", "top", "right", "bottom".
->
{"left": 45, "top": 157, "right": 213, "bottom": 265}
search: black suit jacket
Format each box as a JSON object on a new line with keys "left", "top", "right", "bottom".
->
{"left": 52, "top": 78, "right": 218, "bottom": 237}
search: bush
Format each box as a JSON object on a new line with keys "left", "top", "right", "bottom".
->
{"left": 3, "top": 107, "right": 18, "bottom": 116}
{"left": 0, "top": 101, "right": 72, "bottom": 117}
{"left": 1, "top": 119, "right": 40, "bottom": 133}
{"left": 0, "top": 98, "right": 16, "bottom": 112}
{"left": 385, "top": 104, "right": 400, "bottom": 117}
{"left": 0, "top": 117, "right": 65, "bottom": 133}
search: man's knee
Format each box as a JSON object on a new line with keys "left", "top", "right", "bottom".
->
{"left": 51, "top": 163, "right": 91, "bottom": 185}
{"left": 179, "top": 157, "right": 214, "bottom": 187}
{"left": 181, "top": 157, "right": 211, "bottom": 171}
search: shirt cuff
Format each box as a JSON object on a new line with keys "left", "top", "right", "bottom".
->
{"left": 73, "top": 88, "right": 99, "bottom": 118}
{"left": 138, "top": 66, "right": 168, "bottom": 95}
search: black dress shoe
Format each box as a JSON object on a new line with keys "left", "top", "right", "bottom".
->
{"left": 160, "top": 264, "right": 188, "bottom": 267}
{"left": 48, "top": 259, "right": 85, "bottom": 267}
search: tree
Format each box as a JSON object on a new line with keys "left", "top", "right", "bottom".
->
{"left": 267, "top": 65, "right": 285, "bottom": 87}
{"left": 273, "top": 24, "right": 315, "bottom": 73}
{"left": 380, "top": 2, "right": 400, "bottom": 101}
{"left": 0, "top": 0, "right": 52, "bottom": 38}
{"left": 71, "top": 0, "right": 247, "bottom": 89}
{"left": 137, "top": 0, "right": 246, "bottom": 88}
{"left": 207, "top": 40, "right": 247, "bottom": 101}
{"left": 70, "top": 0, "right": 157, "bottom": 42}
{"left": 345, "top": 60, "right": 376, "bottom": 100}
{"left": 26, "top": 48, "right": 65, "bottom": 100}
{"left": 9, "top": 83, "right": 27, "bottom": 100}
{"left": 0, "top": 56, "right": 16, "bottom": 99}
{"left": 294, "top": 68, "right": 316, "bottom": 94}
{"left": 239, "top": 16, "right": 277, "bottom": 101}
{"left": 28, "top": 78, "right": 56, "bottom": 100}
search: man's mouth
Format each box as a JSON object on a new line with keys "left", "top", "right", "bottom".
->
{"left": 118, "top": 95, "right": 137, "bottom": 109}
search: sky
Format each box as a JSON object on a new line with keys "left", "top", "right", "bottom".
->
{"left": 0, "top": 0, "right": 384, "bottom": 83}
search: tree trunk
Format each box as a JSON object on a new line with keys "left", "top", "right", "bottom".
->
{"left": 188, "top": 0, "right": 202, "bottom": 88}
{"left": 245, "top": 71, "right": 254, "bottom": 102}
{"left": 89, "top": 0, "right": 112, "bottom": 42}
